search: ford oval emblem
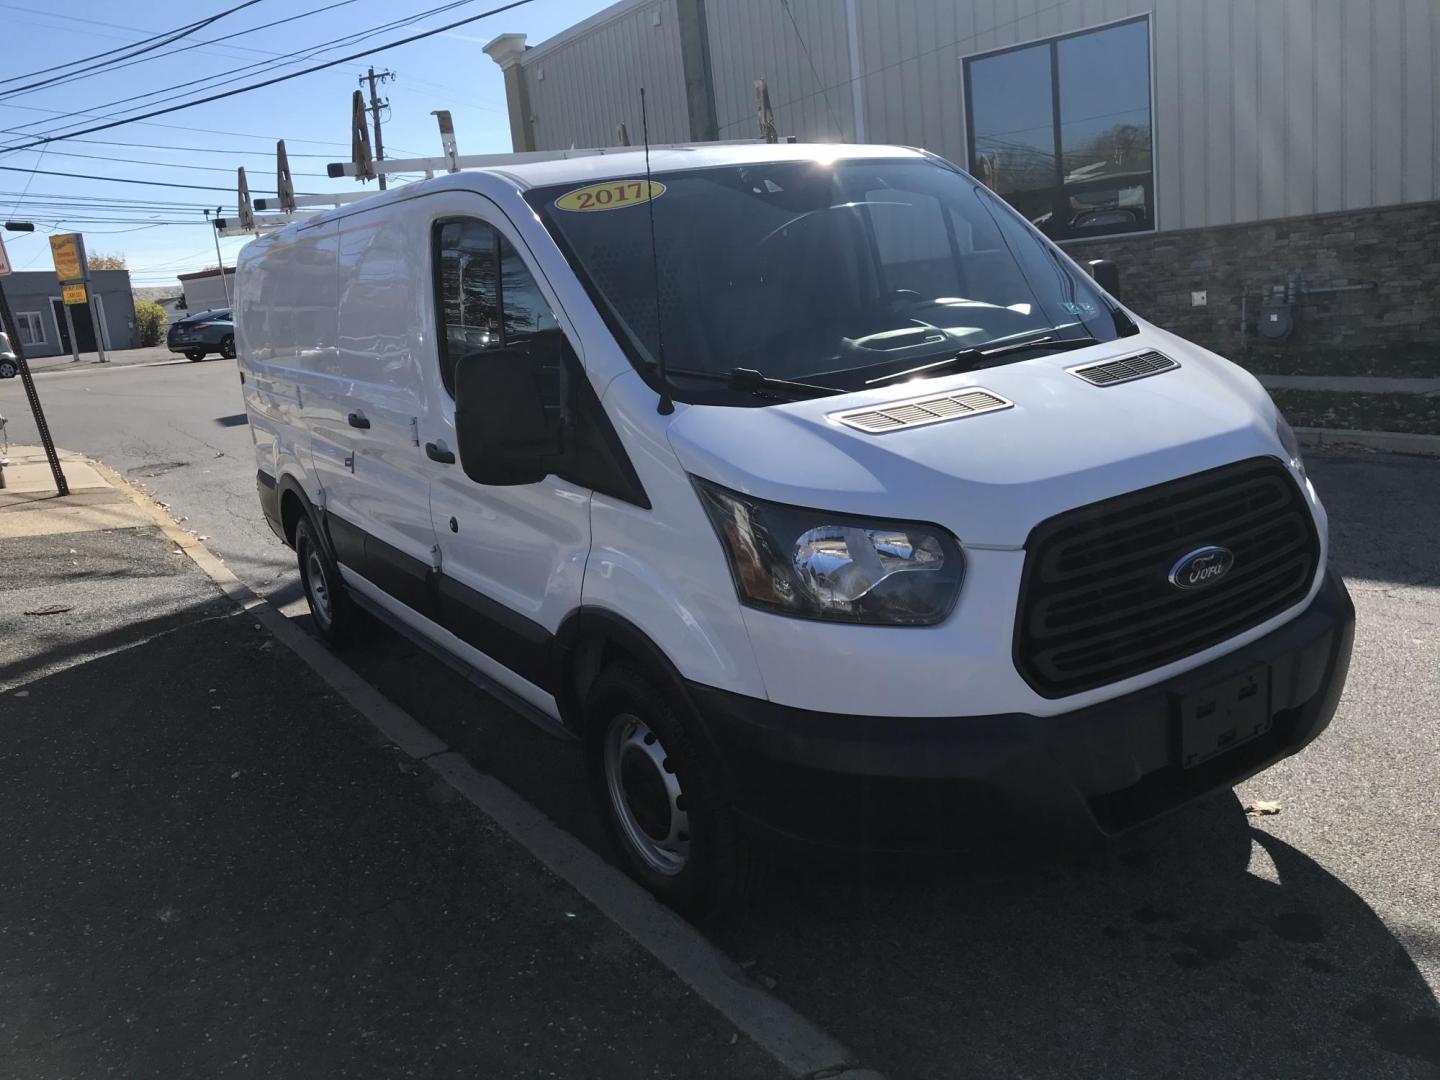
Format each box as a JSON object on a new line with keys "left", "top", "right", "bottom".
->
{"left": 1168, "top": 546, "right": 1235, "bottom": 590}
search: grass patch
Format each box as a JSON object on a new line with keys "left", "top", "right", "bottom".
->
{"left": 1269, "top": 389, "right": 1440, "bottom": 436}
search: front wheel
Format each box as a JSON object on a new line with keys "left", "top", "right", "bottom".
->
{"left": 0, "top": 359, "right": 16, "bottom": 379}
{"left": 220, "top": 335, "right": 235, "bottom": 360}
{"left": 585, "top": 664, "right": 760, "bottom": 919}
{"left": 294, "top": 515, "right": 365, "bottom": 648}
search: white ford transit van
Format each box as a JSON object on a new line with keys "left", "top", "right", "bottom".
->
{"left": 239, "top": 143, "right": 1353, "bottom": 915}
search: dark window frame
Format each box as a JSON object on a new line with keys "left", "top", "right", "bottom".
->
{"left": 963, "top": 14, "right": 1154, "bottom": 242}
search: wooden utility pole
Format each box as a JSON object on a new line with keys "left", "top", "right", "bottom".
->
{"left": 361, "top": 68, "right": 395, "bottom": 190}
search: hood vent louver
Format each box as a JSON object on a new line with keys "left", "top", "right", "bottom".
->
{"left": 1069, "top": 350, "right": 1179, "bottom": 387}
{"left": 833, "top": 388, "right": 1012, "bottom": 434}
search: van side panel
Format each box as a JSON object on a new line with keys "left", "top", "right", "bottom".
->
{"left": 317, "top": 208, "right": 436, "bottom": 565}
{"left": 236, "top": 231, "right": 321, "bottom": 509}
{"left": 583, "top": 372, "right": 769, "bottom": 701}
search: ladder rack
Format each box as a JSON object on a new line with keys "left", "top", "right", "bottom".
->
{"left": 214, "top": 108, "right": 771, "bottom": 239}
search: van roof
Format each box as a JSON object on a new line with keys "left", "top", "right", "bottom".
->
{"left": 482, "top": 141, "right": 928, "bottom": 188}
{"left": 274, "top": 143, "right": 932, "bottom": 237}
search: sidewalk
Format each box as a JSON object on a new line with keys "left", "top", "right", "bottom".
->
{"left": 0, "top": 447, "right": 788, "bottom": 1080}
{"left": 23, "top": 345, "right": 187, "bottom": 375}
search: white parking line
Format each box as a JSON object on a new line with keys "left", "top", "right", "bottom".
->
{"left": 92, "top": 455, "right": 884, "bottom": 1080}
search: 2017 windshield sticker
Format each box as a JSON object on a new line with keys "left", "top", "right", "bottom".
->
{"left": 555, "top": 180, "right": 666, "bottom": 212}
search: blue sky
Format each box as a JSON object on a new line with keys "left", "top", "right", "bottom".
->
{"left": 0, "top": 0, "right": 612, "bottom": 289}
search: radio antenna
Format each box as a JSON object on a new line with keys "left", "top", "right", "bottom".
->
{"left": 639, "top": 87, "right": 674, "bottom": 415}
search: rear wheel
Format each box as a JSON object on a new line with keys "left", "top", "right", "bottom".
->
{"left": 295, "top": 515, "right": 364, "bottom": 648}
{"left": 0, "top": 359, "right": 16, "bottom": 379}
{"left": 585, "top": 663, "right": 760, "bottom": 919}
{"left": 185, "top": 349, "right": 205, "bottom": 362}
{"left": 220, "top": 335, "right": 235, "bottom": 360}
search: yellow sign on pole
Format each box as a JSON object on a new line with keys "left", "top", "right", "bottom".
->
{"left": 62, "top": 282, "right": 89, "bottom": 305}
{"left": 50, "top": 233, "right": 86, "bottom": 283}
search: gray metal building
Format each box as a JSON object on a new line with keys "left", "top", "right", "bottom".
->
{"left": 487, "top": 1, "right": 1440, "bottom": 372}
{"left": 2, "top": 269, "right": 138, "bottom": 359}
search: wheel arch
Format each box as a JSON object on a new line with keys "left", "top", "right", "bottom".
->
{"left": 551, "top": 608, "right": 707, "bottom": 741}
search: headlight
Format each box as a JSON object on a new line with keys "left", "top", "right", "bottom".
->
{"left": 693, "top": 478, "right": 965, "bottom": 625}
{"left": 1275, "top": 409, "right": 1307, "bottom": 479}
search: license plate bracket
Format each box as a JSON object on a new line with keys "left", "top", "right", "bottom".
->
{"left": 1178, "top": 664, "right": 1272, "bottom": 769}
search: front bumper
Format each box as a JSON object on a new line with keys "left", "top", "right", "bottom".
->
{"left": 687, "top": 570, "right": 1355, "bottom": 852}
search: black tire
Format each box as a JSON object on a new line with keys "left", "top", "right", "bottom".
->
{"left": 220, "top": 335, "right": 235, "bottom": 360}
{"left": 0, "top": 359, "right": 16, "bottom": 379}
{"left": 585, "top": 663, "right": 761, "bottom": 919}
{"left": 294, "top": 515, "right": 364, "bottom": 648}
{"left": 185, "top": 349, "right": 205, "bottom": 362}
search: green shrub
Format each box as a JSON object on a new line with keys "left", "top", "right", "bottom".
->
{"left": 134, "top": 299, "right": 167, "bottom": 347}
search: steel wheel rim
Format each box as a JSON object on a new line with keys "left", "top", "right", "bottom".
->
{"left": 603, "top": 713, "right": 689, "bottom": 876}
{"left": 304, "top": 546, "right": 333, "bottom": 628}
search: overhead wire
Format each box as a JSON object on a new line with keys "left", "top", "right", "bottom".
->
{"left": 5, "top": 147, "right": 332, "bottom": 178}
{"left": 0, "top": 100, "right": 352, "bottom": 146}
{"left": 0, "top": 164, "right": 323, "bottom": 195}
{"left": 0, "top": 1, "right": 270, "bottom": 97}
{"left": 0, "top": 0, "right": 537, "bottom": 154}
{"left": 0, "top": 0, "right": 366, "bottom": 102}
{"left": 776, "top": 0, "right": 846, "bottom": 138}
{"left": 7, "top": 0, "right": 485, "bottom": 138}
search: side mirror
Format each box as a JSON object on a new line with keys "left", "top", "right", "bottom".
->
{"left": 1086, "top": 258, "right": 1121, "bottom": 298}
{"left": 454, "top": 349, "right": 562, "bottom": 486}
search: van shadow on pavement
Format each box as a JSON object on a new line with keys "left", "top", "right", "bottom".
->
{"left": 714, "top": 801, "right": 1440, "bottom": 1079}
{"left": 335, "top": 605, "right": 1440, "bottom": 1080}
{"left": 0, "top": 603, "right": 786, "bottom": 1080}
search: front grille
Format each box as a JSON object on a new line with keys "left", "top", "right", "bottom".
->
{"left": 1015, "top": 458, "right": 1319, "bottom": 697}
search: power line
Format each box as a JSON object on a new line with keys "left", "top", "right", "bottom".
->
{"left": 16, "top": 0, "right": 484, "bottom": 142}
{"left": 48, "top": 137, "right": 352, "bottom": 158}
{"left": 0, "top": 1, "right": 270, "bottom": 97}
{"left": 776, "top": 0, "right": 845, "bottom": 138}
{"left": 0, "top": 163, "right": 323, "bottom": 195}
{"left": 7, "top": 146, "right": 331, "bottom": 178}
{"left": 0, "top": 0, "right": 537, "bottom": 154}
{"left": 0, "top": 100, "right": 352, "bottom": 147}
{"left": 0, "top": 0, "right": 366, "bottom": 103}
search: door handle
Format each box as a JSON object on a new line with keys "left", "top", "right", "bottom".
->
{"left": 425, "top": 441, "right": 455, "bottom": 464}
{"left": 347, "top": 412, "right": 370, "bottom": 429}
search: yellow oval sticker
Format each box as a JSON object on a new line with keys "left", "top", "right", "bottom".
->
{"left": 555, "top": 179, "right": 666, "bottom": 213}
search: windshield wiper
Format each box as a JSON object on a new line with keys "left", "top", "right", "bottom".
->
{"left": 664, "top": 365, "right": 843, "bottom": 400}
{"left": 864, "top": 335, "right": 1104, "bottom": 387}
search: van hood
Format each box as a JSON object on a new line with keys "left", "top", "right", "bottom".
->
{"left": 665, "top": 329, "right": 1288, "bottom": 547}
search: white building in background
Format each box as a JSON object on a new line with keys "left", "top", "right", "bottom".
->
{"left": 178, "top": 266, "right": 236, "bottom": 313}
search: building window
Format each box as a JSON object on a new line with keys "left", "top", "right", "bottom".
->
{"left": 14, "top": 311, "right": 45, "bottom": 347}
{"left": 965, "top": 16, "right": 1153, "bottom": 241}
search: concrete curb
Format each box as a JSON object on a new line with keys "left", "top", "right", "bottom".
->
{"left": 85, "top": 454, "right": 881, "bottom": 1080}
{"left": 1295, "top": 426, "right": 1440, "bottom": 458}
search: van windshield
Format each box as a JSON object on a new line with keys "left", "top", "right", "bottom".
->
{"left": 527, "top": 157, "right": 1130, "bottom": 403}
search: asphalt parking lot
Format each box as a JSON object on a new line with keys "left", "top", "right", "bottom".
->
{"left": 1, "top": 361, "right": 1437, "bottom": 1078}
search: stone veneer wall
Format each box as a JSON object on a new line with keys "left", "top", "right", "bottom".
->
{"left": 1062, "top": 201, "right": 1440, "bottom": 378}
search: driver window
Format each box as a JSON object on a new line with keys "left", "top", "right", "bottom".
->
{"left": 433, "top": 219, "right": 563, "bottom": 398}
{"left": 435, "top": 219, "right": 500, "bottom": 395}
